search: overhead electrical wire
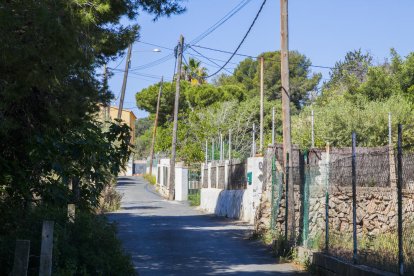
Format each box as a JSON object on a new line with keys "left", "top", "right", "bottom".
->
{"left": 134, "top": 41, "right": 339, "bottom": 72}
{"left": 188, "top": 0, "right": 253, "bottom": 45}
{"left": 127, "top": 0, "right": 252, "bottom": 72}
{"left": 188, "top": 47, "right": 233, "bottom": 74}
{"left": 193, "top": 44, "right": 337, "bottom": 70}
{"left": 202, "top": 0, "right": 268, "bottom": 78}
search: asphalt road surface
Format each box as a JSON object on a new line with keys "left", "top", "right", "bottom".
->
{"left": 108, "top": 176, "right": 308, "bottom": 276}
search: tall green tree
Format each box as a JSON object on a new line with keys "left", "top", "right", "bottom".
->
{"left": 0, "top": 0, "right": 185, "bottom": 272}
{"left": 216, "top": 51, "right": 321, "bottom": 108}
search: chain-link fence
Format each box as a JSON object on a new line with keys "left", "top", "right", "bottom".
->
{"left": 402, "top": 136, "right": 414, "bottom": 275}
{"left": 268, "top": 129, "right": 414, "bottom": 274}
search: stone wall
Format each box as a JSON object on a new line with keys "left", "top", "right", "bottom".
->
{"left": 254, "top": 146, "right": 414, "bottom": 242}
{"left": 307, "top": 187, "right": 414, "bottom": 238}
{"left": 257, "top": 183, "right": 414, "bottom": 241}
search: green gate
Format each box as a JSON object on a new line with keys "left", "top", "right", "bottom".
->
{"left": 188, "top": 165, "right": 201, "bottom": 206}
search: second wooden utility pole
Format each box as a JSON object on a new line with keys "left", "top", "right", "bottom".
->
{"left": 169, "top": 35, "right": 184, "bottom": 201}
{"left": 149, "top": 77, "right": 164, "bottom": 176}
{"left": 260, "top": 56, "right": 264, "bottom": 153}
{"left": 118, "top": 43, "right": 133, "bottom": 120}
{"left": 103, "top": 64, "right": 110, "bottom": 121}
{"left": 280, "top": 0, "right": 294, "bottom": 244}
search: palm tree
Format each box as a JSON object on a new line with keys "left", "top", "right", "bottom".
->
{"left": 182, "top": 58, "right": 208, "bottom": 84}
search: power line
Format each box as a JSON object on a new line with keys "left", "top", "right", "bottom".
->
{"left": 186, "top": 53, "right": 235, "bottom": 73}
{"left": 193, "top": 44, "right": 336, "bottom": 70}
{"left": 188, "top": 47, "right": 233, "bottom": 74}
{"left": 203, "top": 0, "right": 267, "bottom": 78}
{"left": 137, "top": 41, "right": 174, "bottom": 51}
{"left": 126, "top": 0, "right": 252, "bottom": 73}
{"left": 189, "top": 0, "right": 253, "bottom": 45}
{"left": 193, "top": 44, "right": 256, "bottom": 59}
{"left": 129, "top": 41, "right": 335, "bottom": 74}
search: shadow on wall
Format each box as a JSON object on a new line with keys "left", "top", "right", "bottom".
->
{"left": 213, "top": 189, "right": 246, "bottom": 221}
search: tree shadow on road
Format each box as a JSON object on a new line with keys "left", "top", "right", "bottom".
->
{"left": 109, "top": 212, "right": 308, "bottom": 276}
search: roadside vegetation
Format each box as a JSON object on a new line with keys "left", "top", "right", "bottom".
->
{"left": 188, "top": 192, "right": 201, "bottom": 206}
{"left": 143, "top": 174, "right": 157, "bottom": 185}
{"left": 135, "top": 50, "right": 414, "bottom": 161}
{"left": 0, "top": 0, "right": 184, "bottom": 274}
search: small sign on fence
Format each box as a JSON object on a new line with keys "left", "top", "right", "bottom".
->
{"left": 247, "top": 172, "right": 252, "bottom": 185}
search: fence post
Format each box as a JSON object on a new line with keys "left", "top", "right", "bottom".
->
{"left": 11, "top": 240, "right": 30, "bottom": 276}
{"left": 272, "top": 106, "right": 275, "bottom": 146}
{"left": 351, "top": 132, "right": 358, "bottom": 264}
{"left": 397, "top": 124, "right": 404, "bottom": 275}
{"left": 302, "top": 151, "right": 310, "bottom": 248}
{"left": 212, "top": 139, "right": 214, "bottom": 161}
{"left": 270, "top": 156, "right": 276, "bottom": 230}
{"left": 284, "top": 153, "right": 289, "bottom": 242}
{"left": 311, "top": 110, "right": 315, "bottom": 148}
{"left": 228, "top": 130, "right": 232, "bottom": 160}
{"left": 39, "top": 220, "right": 54, "bottom": 276}
{"left": 252, "top": 123, "right": 256, "bottom": 157}
{"left": 205, "top": 140, "right": 208, "bottom": 164}
{"left": 325, "top": 143, "right": 330, "bottom": 252}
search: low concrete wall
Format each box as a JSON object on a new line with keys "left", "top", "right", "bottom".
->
{"left": 199, "top": 157, "right": 264, "bottom": 224}
{"left": 200, "top": 188, "right": 256, "bottom": 223}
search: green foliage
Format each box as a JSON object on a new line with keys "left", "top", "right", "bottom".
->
{"left": 0, "top": 206, "right": 135, "bottom": 275}
{"left": 188, "top": 192, "right": 200, "bottom": 206}
{"left": 182, "top": 57, "right": 208, "bottom": 84}
{"left": 0, "top": 0, "right": 184, "bottom": 273}
{"left": 293, "top": 94, "right": 414, "bottom": 148}
{"left": 143, "top": 174, "right": 156, "bottom": 185}
{"left": 218, "top": 51, "right": 321, "bottom": 108}
{"left": 135, "top": 127, "right": 152, "bottom": 159}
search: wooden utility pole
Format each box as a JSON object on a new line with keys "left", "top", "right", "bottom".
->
{"left": 280, "top": 0, "right": 294, "bottom": 244}
{"left": 118, "top": 43, "right": 133, "bottom": 120}
{"left": 103, "top": 64, "right": 110, "bottom": 121}
{"left": 169, "top": 35, "right": 184, "bottom": 201}
{"left": 260, "top": 56, "right": 264, "bottom": 153}
{"left": 149, "top": 77, "right": 164, "bottom": 176}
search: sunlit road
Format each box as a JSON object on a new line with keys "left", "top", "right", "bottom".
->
{"left": 108, "top": 176, "right": 307, "bottom": 276}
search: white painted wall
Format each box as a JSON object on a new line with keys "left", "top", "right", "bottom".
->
{"left": 199, "top": 157, "right": 264, "bottom": 224}
{"left": 155, "top": 159, "right": 188, "bottom": 201}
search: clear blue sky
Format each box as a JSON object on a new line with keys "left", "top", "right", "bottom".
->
{"left": 107, "top": 0, "right": 414, "bottom": 118}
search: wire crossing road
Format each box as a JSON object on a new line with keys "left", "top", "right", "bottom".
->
{"left": 109, "top": 176, "right": 307, "bottom": 276}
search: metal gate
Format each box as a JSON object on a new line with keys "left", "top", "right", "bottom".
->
{"left": 187, "top": 165, "right": 201, "bottom": 206}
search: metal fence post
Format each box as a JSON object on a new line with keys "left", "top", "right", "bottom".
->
{"left": 205, "top": 140, "right": 208, "bottom": 164}
{"left": 325, "top": 143, "right": 330, "bottom": 252}
{"left": 302, "top": 151, "right": 310, "bottom": 248}
{"left": 352, "top": 132, "right": 358, "bottom": 264}
{"left": 212, "top": 139, "right": 214, "bottom": 161}
{"left": 397, "top": 124, "right": 404, "bottom": 275}
{"left": 270, "top": 155, "right": 276, "bottom": 230}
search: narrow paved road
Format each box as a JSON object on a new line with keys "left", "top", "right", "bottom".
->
{"left": 109, "top": 176, "right": 307, "bottom": 276}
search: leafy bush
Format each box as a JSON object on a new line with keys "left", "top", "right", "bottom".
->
{"left": 143, "top": 174, "right": 156, "bottom": 185}
{"left": 188, "top": 192, "right": 200, "bottom": 206}
{"left": 0, "top": 206, "right": 135, "bottom": 275}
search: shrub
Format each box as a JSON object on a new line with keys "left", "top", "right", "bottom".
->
{"left": 143, "top": 174, "right": 156, "bottom": 185}
{"left": 0, "top": 206, "right": 135, "bottom": 275}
